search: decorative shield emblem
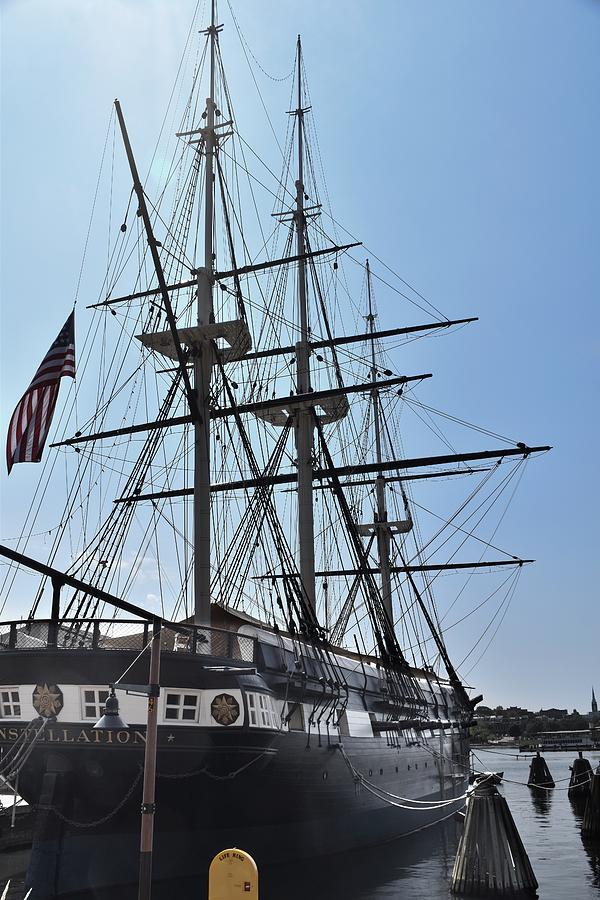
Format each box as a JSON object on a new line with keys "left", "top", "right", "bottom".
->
{"left": 210, "top": 693, "right": 240, "bottom": 726}
{"left": 32, "top": 683, "right": 63, "bottom": 718}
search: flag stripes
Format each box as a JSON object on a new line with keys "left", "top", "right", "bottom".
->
{"left": 6, "top": 312, "right": 75, "bottom": 474}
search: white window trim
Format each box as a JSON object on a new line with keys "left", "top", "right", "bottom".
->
{"left": 80, "top": 686, "right": 111, "bottom": 721}
{"left": 0, "top": 686, "right": 22, "bottom": 719}
{"left": 162, "top": 689, "right": 202, "bottom": 725}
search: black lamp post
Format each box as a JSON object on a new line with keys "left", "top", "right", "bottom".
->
{"left": 94, "top": 618, "right": 162, "bottom": 900}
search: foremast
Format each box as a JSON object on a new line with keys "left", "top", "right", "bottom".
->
{"left": 293, "top": 36, "right": 317, "bottom": 615}
{"left": 194, "top": 0, "right": 219, "bottom": 626}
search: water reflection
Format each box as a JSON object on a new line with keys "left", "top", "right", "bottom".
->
{"left": 75, "top": 821, "right": 464, "bottom": 900}
{"left": 262, "top": 820, "right": 462, "bottom": 900}
{"left": 529, "top": 786, "right": 553, "bottom": 819}
{"left": 569, "top": 794, "right": 588, "bottom": 824}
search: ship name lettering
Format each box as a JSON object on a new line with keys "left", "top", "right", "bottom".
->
{"left": 48, "top": 729, "right": 60, "bottom": 743}
{"left": 134, "top": 730, "right": 146, "bottom": 744}
{"left": 116, "top": 730, "right": 130, "bottom": 744}
{"left": 62, "top": 729, "right": 75, "bottom": 743}
{"left": 76, "top": 729, "right": 91, "bottom": 743}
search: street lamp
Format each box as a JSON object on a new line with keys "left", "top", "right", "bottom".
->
{"left": 93, "top": 685, "right": 129, "bottom": 731}
{"left": 94, "top": 618, "right": 162, "bottom": 900}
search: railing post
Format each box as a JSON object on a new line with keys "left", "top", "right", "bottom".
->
{"left": 192, "top": 626, "right": 198, "bottom": 655}
{"left": 9, "top": 623, "right": 17, "bottom": 649}
{"left": 92, "top": 621, "right": 101, "bottom": 649}
{"left": 138, "top": 618, "right": 161, "bottom": 900}
{"left": 48, "top": 577, "right": 62, "bottom": 648}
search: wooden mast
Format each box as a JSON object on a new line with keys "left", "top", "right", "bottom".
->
{"left": 193, "top": 0, "right": 218, "bottom": 626}
{"left": 293, "top": 35, "right": 317, "bottom": 614}
{"left": 367, "top": 259, "right": 393, "bottom": 620}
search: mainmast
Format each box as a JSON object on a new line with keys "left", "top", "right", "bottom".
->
{"left": 359, "top": 260, "right": 412, "bottom": 623}
{"left": 293, "top": 36, "right": 317, "bottom": 613}
{"left": 193, "top": 0, "right": 218, "bottom": 625}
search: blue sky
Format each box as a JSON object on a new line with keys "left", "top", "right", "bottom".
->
{"left": 1, "top": 0, "right": 599, "bottom": 712}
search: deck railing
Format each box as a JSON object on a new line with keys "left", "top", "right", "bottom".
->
{"left": 0, "top": 618, "right": 256, "bottom": 664}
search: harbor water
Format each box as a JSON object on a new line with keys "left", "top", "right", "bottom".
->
{"left": 1, "top": 749, "right": 598, "bottom": 899}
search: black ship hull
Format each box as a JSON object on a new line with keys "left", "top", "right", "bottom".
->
{"left": 0, "top": 620, "right": 470, "bottom": 897}
{"left": 24, "top": 732, "right": 466, "bottom": 897}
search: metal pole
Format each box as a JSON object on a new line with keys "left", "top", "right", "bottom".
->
{"left": 138, "top": 620, "right": 162, "bottom": 900}
{"left": 10, "top": 772, "right": 18, "bottom": 829}
{"left": 194, "top": 0, "right": 217, "bottom": 626}
{"left": 294, "top": 35, "right": 316, "bottom": 613}
{"left": 366, "top": 260, "right": 393, "bottom": 622}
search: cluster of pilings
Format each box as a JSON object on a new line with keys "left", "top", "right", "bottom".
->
{"left": 530, "top": 750, "right": 600, "bottom": 837}
{"left": 527, "top": 752, "right": 555, "bottom": 789}
{"left": 451, "top": 752, "right": 600, "bottom": 896}
{"left": 581, "top": 764, "right": 600, "bottom": 838}
{"left": 451, "top": 776, "right": 538, "bottom": 896}
{"left": 568, "top": 751, "right": 594, "bottom": 801}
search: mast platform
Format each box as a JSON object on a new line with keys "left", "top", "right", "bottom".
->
{"left": 137, "top": 320, "right": 251, "bottom": 363}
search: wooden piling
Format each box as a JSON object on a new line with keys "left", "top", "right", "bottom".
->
{"left": 582, "top": 772, "right": 600, "bottom": 837}
{"left": 451, "top": 777, "right": 538, "bottom": 896}
{"left": 568, "top": 751, "right": 593, "bottom": 800}
{"left": 527, "top": 752, "right": 555, "bottom": 789}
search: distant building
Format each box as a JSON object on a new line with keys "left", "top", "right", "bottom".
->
{"left": 589, "top": 687, "right": 599, "bottom": 723}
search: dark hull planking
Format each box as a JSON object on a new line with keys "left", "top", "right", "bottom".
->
{"left": 0, "top": 642, "right": 469, "bottom": 897}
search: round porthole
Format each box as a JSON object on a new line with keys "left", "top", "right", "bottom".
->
{"left": 368, "top": 769, "right": 373, "bottom": 777}
{"left": 322, "top": 771, "right": 328, "bottom": 780}
{"left": 379, "top": 768, "right": 383, "bottom": 775}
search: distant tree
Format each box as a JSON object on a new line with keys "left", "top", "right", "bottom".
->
{"left": 470, "top": 722, "right": 493, "bottom": 744}
{"left": 557, "top": 715, "right": 588, "bottom": 731}
{"left": 508, "top": 723, "right": 522, "bottom": 738}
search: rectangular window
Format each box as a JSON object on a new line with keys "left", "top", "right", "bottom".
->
{"left": 246, "top": 693, "right": 278, "bottom": 728}
{"left": 258, "top": 693, "right": 270, "bottom": 727}
{"left": 247, "top": 692, "right": 258, "bottom": 726}
{"left": 164, "top": 692, "right": 199, "bottom": 723}
{"left": 81, "top": 688, "right": 109, "bottom": 720}
{"left": 0, "top": 689, "right": 21, "bottom": 718}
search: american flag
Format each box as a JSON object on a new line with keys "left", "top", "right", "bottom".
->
{"left": 6, "top": 312, "right": 76, "bottom": 474}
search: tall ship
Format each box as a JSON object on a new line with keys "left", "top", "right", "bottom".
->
{"left": 0, "top": 4, "right": 549, "bottom": 897}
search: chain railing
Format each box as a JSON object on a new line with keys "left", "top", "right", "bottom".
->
{"left": 0, "top": 619, "right": 256, "bottom": 664}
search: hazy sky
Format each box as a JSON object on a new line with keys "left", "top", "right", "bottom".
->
{"left": 1, "top": 0, "right": 599, "bottom": 712}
